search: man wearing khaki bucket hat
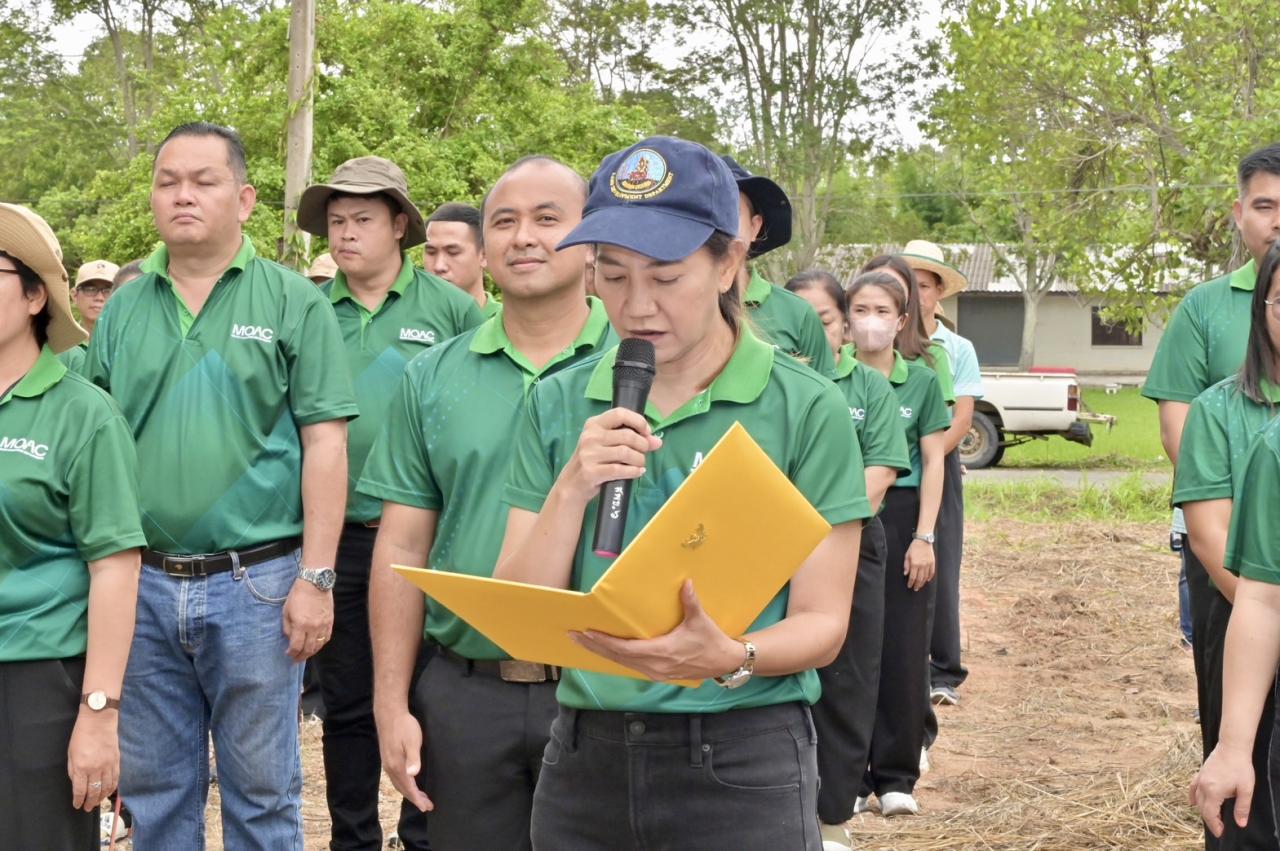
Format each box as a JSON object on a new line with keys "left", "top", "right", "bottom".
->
{"left": 58, "top": 259, "right": 121, "bottom": 372}
{"left": 0, "top": 202, "right": 146, "bottom": 849}
{"left": 901, "top": 240, "right": 984, "bottom": 735}
{"left": 298, "top": 155, "right": 483, "bottom": 850}
{"left": 83, "top": 122, "right": 358, "bottom": 850}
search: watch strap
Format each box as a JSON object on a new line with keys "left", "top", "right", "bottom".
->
{"left": 81, "top": 692, "right": 121, "bottom": 711}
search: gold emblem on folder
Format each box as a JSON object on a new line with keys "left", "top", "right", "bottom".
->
{"left": 681, "top": 523, "right": 707, "bottom": 550}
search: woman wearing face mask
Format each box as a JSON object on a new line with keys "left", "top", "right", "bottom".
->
{"left": 860, "top": 254, "right": 956, "bottom": 406}
{"left": 845, "top": 270, "right": 949, "bottom": 817}
{"left": 493, "top": 137, "right": 872, "bottom": 850}
{"left": 786, "top": 270, "right": 910, "bottom": 847}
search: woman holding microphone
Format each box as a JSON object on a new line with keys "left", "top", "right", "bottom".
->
{"left": 0, "top": 203, "right": 145, "bottom": 848}
{"left": 493, "top": 137, "right": 871, "bottom": 850}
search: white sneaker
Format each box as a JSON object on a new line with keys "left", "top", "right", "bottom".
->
{"left": 919, "top": 746, "right": 931, "bottom": 774}
{"left": 100, "top": 811, "right": 129, "bottom": 845}
{"left": 879, "top": 791, "right": 921, "bottom": 816}
{"left": 852, "top": 795, "right": 870, "bottom": 814}
{"left": 820, "top": 821, "right": 853, "bottom": 849}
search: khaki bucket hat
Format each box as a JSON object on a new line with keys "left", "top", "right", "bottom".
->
{"left": 297, "top": 156, "right": 426, "bottom": 248}
{"left": 0, "top": 202, "right": 87, "bottom": 353}
{"left": 901, "top": 239, "right": 967, "bottom": 299}
{"left": 75, "top": 259, "right": 120, "bottom": 287}
{"left": 306, "top": 252, "right": 338, "bottom": 281}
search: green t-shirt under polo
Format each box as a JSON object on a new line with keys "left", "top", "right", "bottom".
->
{"left": 0, "top": 347, "right": 146, "bottom": 661}
{"left": 323, "top": 257, "right": 484, "bottom": 522}
{"left": 358, "top": 300, "right": 614, "bottom": 659}
{"left": 1174, "top": 377, "right": 1280, "bottom": 512}
{"left": 504, "top": 328, "right": 871, "bottom": 714}
{"left": 83, "top": 237, "right": 359, "bottom": 555}
{"left": 831, "top": 345, "right": 910, "bottom": 474}
{"left": 744, "top": 269, "right": 836, "bottom": 376}
{"left": 1143, "top": 262, "right": 1256, "bottom": 404}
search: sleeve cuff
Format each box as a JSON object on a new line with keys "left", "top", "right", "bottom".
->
{"left": 355, "top": 480, "right": 443, "bottom": 511}
{"left": 295, "top": 404, "right": 361, "bottom": 426}
{"left": 502, "top": 485, "right": 549, "bottom": 514}
{"left": 80, "top": 534, "right": 149, "bottom": 563}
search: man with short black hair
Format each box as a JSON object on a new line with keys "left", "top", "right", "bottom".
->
{"left": 297, "top": 156, "right": 483, "bottom": 851}
{"left": 85, "top": 121, "right": 357, "bottom": 851}
{"left": 426, "top": 202, "right": 497, "bottom": 318}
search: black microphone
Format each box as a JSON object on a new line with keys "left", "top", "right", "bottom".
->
{"left": 592, "top": 338, "right": 657, "bottom": 558}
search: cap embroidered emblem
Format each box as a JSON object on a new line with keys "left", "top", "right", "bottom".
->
{"left": 610, "top": 148, "right": 673, "bottom": 200}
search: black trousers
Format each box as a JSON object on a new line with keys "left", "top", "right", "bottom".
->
{"left": 1199, "top": 559, "right": 1278, "bottom": 851}
{"left": 866, "top": 487, "right": 936, "bottom": 797}
{"left": 0, "top": 657, "right": 96, "bottom": 851}
{"left": 814, "top": 516, "right": 887, "bottom": 824}
{"left": 403, "top": 651, "right": 558, "bottom": 851}
{"left": 924, "top": 449, "right": 966, "bottom": 749}
{"left": 532, "top": 703, "right": 821, "bottom": 850}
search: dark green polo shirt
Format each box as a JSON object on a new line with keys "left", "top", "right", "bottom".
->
{"left": 324, "top": 257, "right": 484, "bottom": 523}
{"left": 504, "top": 328, "right": 871, "bottom": 713}
{"left": 83, "top": 237, "right": 359, "bottom": 555}
{"left": 1225, "top": 415, "right": 1280, "bottom": 582}
{"left": 358, "top": 300, "right": 614, "bottom": 658}
{"left": 1143, "top": 262, "right": 1256, "bottom": 403}
{"left": 885, "top": 351, "right": 952, "bottom": 489}
{"left": 0, "top": 347, "right": 146, "bottom": 661}
{"left": 57, "top": 342, "right": 88, "bottom": 373}
{"left": 919, "top": 342, "right": 956, "bottom": 405}
{"left": 1174, "top": 378, "right": 1280, "bottom": 512}
{"left": 745, "top": 270, "right": 836, "bottom": 376}
{"left": 832, "top": 345, "right": 910, "bottom": 473}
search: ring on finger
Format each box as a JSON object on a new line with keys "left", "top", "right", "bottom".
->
{"left": 89, "top": 780, "right": 103, "bottom": 789}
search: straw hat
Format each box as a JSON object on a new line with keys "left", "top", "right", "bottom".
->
{"left": 901, "top": 239, "right": 967, "bottom": 299}
{"left": 297, "top": 156, "right": 426, "bottom": 248}
{"left": 0, "top": 203, "right": 87, "bottom": 353}
{"left": 306, "top": 252, "right": 339, "bottom": 282}
{"left": 75, "top": 259, "right": 120, "bottom": 287}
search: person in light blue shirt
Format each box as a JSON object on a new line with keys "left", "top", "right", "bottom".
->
{"left": 902, "top": 241, "right": 982, "bottom": 744}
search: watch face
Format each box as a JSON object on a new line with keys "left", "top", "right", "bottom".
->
{"left": 87, "top": 691, "right": 107, "bottom": 711}
{"left": 313, "top": 568, "right": 336, "bottom": 591}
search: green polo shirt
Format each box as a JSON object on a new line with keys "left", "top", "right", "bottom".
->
{"left": 1143, "top": 262, "right": 1256, "bottom": 403}
{"left": 57, "top": 342, "right": 88, "bottom": 373}
{"left": 832, "top": 345, "right": 911, "bottom": 474}
{"left": 744, "top": 270, "right": 836, "bottom": 376}
{"left": 1174, "top": 378, "right": 1280, "bottom": 511}
{"left": 481, "top": 296, "right": 503, "bottom": 320}
{"left": 884, "top": 350, "right": 952, "bottom": 489}
{"left": 358, "top": 300, "right": 614, "bottom": 658}
{"left": 324, "top": 257, "right": 484, "bottom": 523}
{"left": 504, "top": 328, "right": 871, "bottom": 713}
{"left": 0, "top": 347, "right": 146, "bottom": 662}
{"left": 83, "top": 237, "right": 359, "bottom": 554}
{"left": 915, "top": 342, "right": 956, "bottom": 405}
{"left": 1225, "top": 416, "right": 1280, "bottom": 583}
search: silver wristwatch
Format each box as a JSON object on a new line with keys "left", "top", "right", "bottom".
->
{"left": 713, "top": 640, "right": 757, "bottom": 689}
{"left": 912, "top": 531, "right": 936, "bottom": 545}
{"left": 297, "top": 566, "right": 337, "bottom": 591}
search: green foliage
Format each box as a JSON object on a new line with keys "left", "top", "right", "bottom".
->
{"left": 966, "top": 475, "right": 1169, "bottom": 523}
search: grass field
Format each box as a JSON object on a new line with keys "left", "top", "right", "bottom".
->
{"left": 966, "top": 475, "right": 1170, "bottom": 523}
{"left": 998, "top": 387, "right": 1169, "bottom": 470}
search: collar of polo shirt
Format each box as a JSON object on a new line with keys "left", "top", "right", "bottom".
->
{"left": 2, "top": 347, "right": 66, "bottom": 404}
{"left": 1230, "top": 259, "right": 1259, "bottom": 292}
{"left": 328, "top": 252, "right": 414, "bottom": 310}
{"left": 470, "top": 297, "right": 610, "bottom": 357}
{"left": 744, "top": 268, "right": 774, "bottom": 305}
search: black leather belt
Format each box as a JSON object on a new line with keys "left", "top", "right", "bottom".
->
{"left": 142, "top": 538, "right": 301, "bottom": 578}
{"left": 439, "top": 646, "right": 559, "bottom": 684}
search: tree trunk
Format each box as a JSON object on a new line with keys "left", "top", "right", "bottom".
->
{"left": 99, "top": 1, "right": 139, "bottom": 157}
{"left": 281, "top": 0, "right": 316, "bottom": 267}
{"left": 1018, "top": 287, "right": 1045, "bottom": 371}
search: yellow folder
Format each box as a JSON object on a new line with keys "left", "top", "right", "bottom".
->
{"left": 393, "top": 422, "right": 832, "bottom": 685}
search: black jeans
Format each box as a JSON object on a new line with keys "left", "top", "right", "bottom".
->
{"left": 866, "top": 487, "right": 936, "bottom": 797}
{"left": 0, "top": 657, "right": 96, "bottom": 851}
{"left": 403, "top": 651, "right": 557, "bottom": 850}
{"left": 925, "top": 449, "right": 967, "bottom": 749}
{"left": 532, "top": 703, "right": 821, "bottom": 850}
{"left": 814, "top": 516, "right": 887, "bottom": 823}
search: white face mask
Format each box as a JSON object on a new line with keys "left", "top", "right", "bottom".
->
{"left": 850, "top": 315, "right": 899, "bottom": 353}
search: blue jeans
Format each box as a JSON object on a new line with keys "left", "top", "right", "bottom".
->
{"left": 119, "top": 550, "right": 305, "bottom": 851}
{"left": 1179, "top": 557, "right": 1193, "bottom": 644}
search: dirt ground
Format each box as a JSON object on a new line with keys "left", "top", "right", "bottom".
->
{"left": 182, "top": 519, "right": 1205, "bottom": 849}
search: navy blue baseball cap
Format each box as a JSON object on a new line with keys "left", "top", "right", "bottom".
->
{"left": 557, "top": 136, "right": 739, "bottom": 262}
{"left": 721, "top": 155, "right": 791, "bottom": 258}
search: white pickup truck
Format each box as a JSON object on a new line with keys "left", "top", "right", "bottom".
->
{"left": 960, "top": 370, "right": 1117, "bottom": 468}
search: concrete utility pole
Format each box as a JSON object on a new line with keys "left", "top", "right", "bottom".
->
{"left": 282, "top": 0, "right": 316, "bottom": 268}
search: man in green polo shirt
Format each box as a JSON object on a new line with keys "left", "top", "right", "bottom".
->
{"left": 294, "top": 156, "right": 483, "bottom": 851}
{"left": 83, "top": 122, "right": 358, "bottom": 851}
{"left": 361, "top": 155, "right": 610, "bottom": 851}
{"left": 425, "top": 202, "right": 501, "bottom": 319}
{"left": 720, "top": 155, "right": 834, "bottom": 375}
{"left": 1143, "top": 142, "right": 1280, "bottom": 851}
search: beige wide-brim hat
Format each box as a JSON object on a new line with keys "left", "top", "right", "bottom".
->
{"left": 297, "top": 156, "right": 426, "bottom": 249}
{"left": 901, "top": 239, "right": 967, "bottom": 299}
{"left": 0, "top": 202, "right": 87, "bottom": 353}
{"left": 307, "top": 252, "right": 339, "bottom": 281}
{"left": 75, "top": 259, "right": 120, "bottom": 287}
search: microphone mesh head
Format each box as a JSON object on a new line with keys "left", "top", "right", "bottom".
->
{"left": 614, "top": 338, "right": 656, "bottom": 380}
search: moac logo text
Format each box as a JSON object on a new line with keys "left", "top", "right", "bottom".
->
{"left": 231, "top": 324, "right": 274, "bottom": 343}
{"left": 0, "top": 436, "right": 49, "bottom": 460}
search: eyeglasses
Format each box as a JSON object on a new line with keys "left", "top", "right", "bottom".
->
{"left": 0, "top": 268, "right": 19, "bottom": 277}
{"left": 76, "top": 284, "right": 113, "bottom": 297}
{"left": 1266, "top": 297, "right": 1280, "bottom": 316}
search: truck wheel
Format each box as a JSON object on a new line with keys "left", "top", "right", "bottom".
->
{"left": 961, "top": 411, "right": 1002, "bottom": 469}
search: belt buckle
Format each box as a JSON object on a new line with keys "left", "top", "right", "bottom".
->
{"left": 163, "top": 556, "right": 203, "bottom": 577}
{"left": 499, "top": 660, "right": 549, "bottom": 683}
